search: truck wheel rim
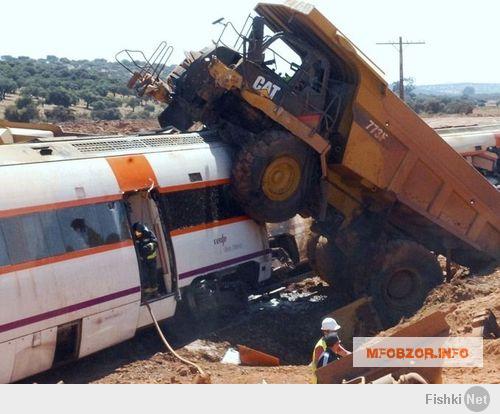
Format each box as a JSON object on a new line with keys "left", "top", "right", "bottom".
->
{"left": 385, "top": 269, "right": 419, "bottom": 307}
{"left": 262, "top": 156, "right": 301, "bottom": 201}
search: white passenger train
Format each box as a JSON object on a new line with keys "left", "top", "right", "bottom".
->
{"left": 0, "top": 128, "right": 276, "bottom": 383}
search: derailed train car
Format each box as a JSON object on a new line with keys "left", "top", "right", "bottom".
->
{"left": 0, "top": 129, "right": 274, "bottom": 383}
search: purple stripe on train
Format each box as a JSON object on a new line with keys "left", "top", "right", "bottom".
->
{"left": 0, "top": 286, "right": 141, "bottom": 334}
{"left": 178, "top": 249, "right": 271, "bottom": 280}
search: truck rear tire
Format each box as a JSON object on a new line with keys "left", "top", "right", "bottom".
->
{"left": 231, "top": 130, "right": 316, "bottom": 223}
{"left": 370, "top": 240, "right": 443, "bottom": 327}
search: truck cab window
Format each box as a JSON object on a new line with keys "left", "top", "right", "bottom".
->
{"left": 263, "top": 38, "right": 302, "bottom": 82}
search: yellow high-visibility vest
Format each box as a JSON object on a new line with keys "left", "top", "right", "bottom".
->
{"left": 310, "top": 337, "right": 327, "bottom": 384}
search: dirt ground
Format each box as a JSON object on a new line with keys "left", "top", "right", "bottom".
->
{"left": 60, "top": 119, "right": 160, "bottom": 135}
{"left": 26, "top": 267, "right": 499, "bottom": 385}
{"left": 23, "top": 116, "right": 500, "bottom": 385}
{"left": 58, "top": 113, "right": 500, "bottom": 136}
{"left": 423, "top": 106, "right": 500, "bottom": 129}
{"left": 385, "top": 265, "right": 500, "bottom": 384}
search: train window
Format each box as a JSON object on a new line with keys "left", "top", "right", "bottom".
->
{"left": 217, "top": 185, "right": 246, "bottom": 220}
{"left": 159, "top": 184, "right": 245, "bottom": 231}
{"left": 0, "top": 201, "right": 130, "bottom": 267}
{"left": 57, "top": 205, "right": 103, "bottom": 252}
{"left": 162, "top": 188, "right": 207, "bottom": 230}
{"left": 0, "top": 225, "right": 10, "bottom": 266}
{"left": 94, "top": 202, "right": 130, "bottom": 244}
{"left": 2, "top": 215, "right": 48, "bottom": 264}
{"left": 39, "top": 211, "right": 66, "bottom": 256}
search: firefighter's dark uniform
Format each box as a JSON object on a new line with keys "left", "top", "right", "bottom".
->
{"left": 134, "top": 224, "right": 159, "bottom": 296}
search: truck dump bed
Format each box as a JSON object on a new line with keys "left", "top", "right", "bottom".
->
{"left": 257, "top": 2, "right": 500, "bottom": 263}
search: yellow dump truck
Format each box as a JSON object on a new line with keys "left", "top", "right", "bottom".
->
{"left": 124, "top": 1, "right": 500, "bottom": 325}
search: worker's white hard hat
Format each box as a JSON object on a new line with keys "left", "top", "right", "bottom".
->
{"left": 321, "top": 317, "right": 341, "bottom": 331}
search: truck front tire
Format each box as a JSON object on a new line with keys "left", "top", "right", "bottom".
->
{"left": 231, "top": 130, "right": 317, "bottom": 223}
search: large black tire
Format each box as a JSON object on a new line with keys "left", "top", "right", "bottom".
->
{"left": 370, "top": 240, "right": 444, "bottom": 327}
{"left": 231, "top": 130, "right": 316, "bottom": 223}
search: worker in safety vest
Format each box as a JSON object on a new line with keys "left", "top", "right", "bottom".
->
{"left": 316, "top": 333, "right": 342, "bottom": 368}
{"left": 310, "top": 317, "right": 351, "bottom": 383}
{"left": 133, "top": 223, "right": 159, "bottom": 298}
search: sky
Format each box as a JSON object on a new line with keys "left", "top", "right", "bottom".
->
{"left": 1, "top": 0, "right": 499, "bottom": 85}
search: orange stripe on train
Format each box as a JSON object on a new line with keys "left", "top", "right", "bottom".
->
{"left": 0, "top": 240, "right": 134, "bottom": 276}
{"left": 159, "top": 178, "right": 231, "bottom": 194}
{"left": 0, "top": 194, "right": 122, "bottom": 219}
{"left": 0, "top": 171, "right": 229, "bottom": 219}
{"left": 106, "top": 155, "right": 159, "bottom": 193}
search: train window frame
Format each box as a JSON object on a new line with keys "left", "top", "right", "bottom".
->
{"left": 0, "top": 224, "right": 10, "bottom": 266}
{"left": 2, "top": 214, "right": 48, "bottom": 265}
{"left": 94, "top": 202, "right": 130, "bottom": 244}
{"left": 0, "top": 200, "right": 132, "bottom": 269}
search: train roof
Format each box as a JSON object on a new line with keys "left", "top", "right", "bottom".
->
{"left": 0, "top": 130, "right": 225, "bottom": 167}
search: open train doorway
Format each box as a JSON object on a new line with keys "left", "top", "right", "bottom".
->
{"left": 124, "top": 190, "right": 175, "bottom": 302}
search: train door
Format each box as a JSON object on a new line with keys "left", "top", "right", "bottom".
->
{"left": 124, "top": 191, "right": 176, "bottom": 301}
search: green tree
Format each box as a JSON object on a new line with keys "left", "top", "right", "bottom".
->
{"left": 4, "top": 96, "right": 39, "bottom": 122}
{"left": 16, "top": 95, "right": 35, "bottom": 109}
{"left": 91, "top": 107, "right": 122, "bottom": 120}
{"left": 391, "top": 77, "right": 416, "bottom": 100}
{"left": 424, "top": 98, "right": 445, "bottom": 114}
{"left": 0, "top": 77, "right": 17, "bottom": 100}
{"left": 462, "top": 86, "right": 476, "bottom": 97}
{"left": 45, "top": 106, "right": 75, "bottom": 122}
{"left": 126, "top": 97, "right": 141, "bottom": 112}
{"left": 444, "top": 100, "right": 474, "bottom": 115}
{"left": 115, "top": 84, "right": 132, "bottom": 96}
{"left": 79, "top": 89, "right": 98, "bottom": 109}
{"left": 46, "top": 88, "right": 76, "bottom": 107}
{"left": 92, "top": 97, "right": 120, "bottom": 110}
{"left": 20, "top": 85, "right": 47, "bottom": 100}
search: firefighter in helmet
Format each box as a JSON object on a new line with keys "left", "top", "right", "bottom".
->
{"left": 133, "top": 223, "right": 159, "bottom": 298}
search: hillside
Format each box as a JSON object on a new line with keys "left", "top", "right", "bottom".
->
{"left": 0, "top": 55, "right": 174, "bottom": 122}
{"left": 415, "top": 83, "right": 500, "bottom": 96}
{"left": 0, "top": 55, "right": 131, "bottom": 99}
{"left": 1, "top": 55, "right": 499, "bottom": 124}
